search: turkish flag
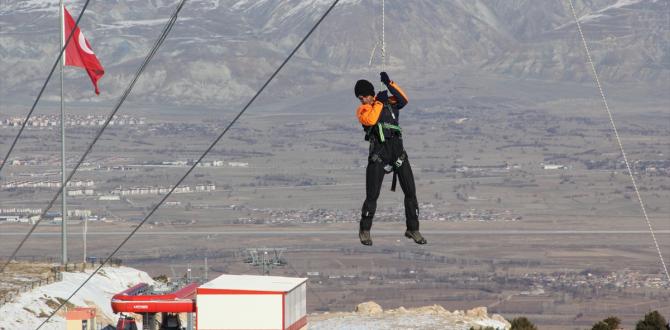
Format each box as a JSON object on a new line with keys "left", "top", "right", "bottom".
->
{"left": 63, "top": 7, "right": 104, "bottom": 95}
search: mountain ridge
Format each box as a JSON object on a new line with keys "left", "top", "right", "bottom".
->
{"left": 1, "top": 0, "right": 667, "bottom": 107}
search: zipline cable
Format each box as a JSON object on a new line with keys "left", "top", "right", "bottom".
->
{"left": 381, "top": 0, "right": 385, "bottom": 71}
{"left": 35, "top": 0, "right": 340, "bottom": 327}
{"left": 0, "top": 0, "right": 92, "bottom": 174}
{"left": 1, "top": 0, "right": 187, "bottom": 275}
{"left": 368, "top": 0, "right": 386, "bottom": 87}
{"left": 286, "top": 262, "right": 329, "bottom": 309}
{"left": 379, "top": 0, "right": 386, "bottom": 91}
{"left": 567, "top": 0, "right": 669, "bottom": 284}
{"left": 368, "top": 0, "right": 386, "bottom": 90}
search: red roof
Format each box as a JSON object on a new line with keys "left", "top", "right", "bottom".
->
{"left": 111, "top": 282, "right": 199, "bottom": 313}
{"left": 66, "top": 307, "right": 96, "bottom": 320}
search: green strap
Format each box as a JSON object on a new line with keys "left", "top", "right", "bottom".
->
{"left": 377, "top": 123, "right": 385, "bottom": 142}
{"left": 381, "top": 123, "right": 401, "bottom": 131}
{"left": 375, "top": 123, "right": 401, "bottom": 143}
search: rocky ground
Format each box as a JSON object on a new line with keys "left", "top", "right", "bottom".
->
{"left": 309, "top": 301, "right": 510, "bottom": 330}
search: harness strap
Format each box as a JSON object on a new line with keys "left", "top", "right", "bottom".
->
{"left": 381, "top": 123, "right": 401, "bottom": 131}
{"left": 390, "top": 150, "right": 407, "bottom": 192}
{"left": 377, "top": 123, "right": 385, "bottom": 142}
{"left": 376, "top": 122, "right": 401, "bottom": 144}
{"left": 370, "top": 153, "right": 383, "bottom": 164}
{"left": 385, "top": 102, "right": 395, "bottom": 120}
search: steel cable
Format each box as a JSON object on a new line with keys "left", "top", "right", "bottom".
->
{"left": 1, "top": 0, "right": 187, "bottom": 274}
{"left": 567, "top": 0, "right": 669, "bottom": 284}
{"left": 35, "top": 0, "right": 340, "bottom": 328}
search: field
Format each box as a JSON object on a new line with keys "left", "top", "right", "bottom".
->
{"left": 1, "top": 73, "right": 669, "bottom": 329}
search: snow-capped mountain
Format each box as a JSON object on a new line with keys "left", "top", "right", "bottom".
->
{"left": 0, "top": 0, "right": 667, "bottom": 106}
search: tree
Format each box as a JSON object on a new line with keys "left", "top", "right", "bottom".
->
{"left": 152, "top": 274, "right": 168, "bottom": 283}
{"left": 592, "top": 316, "right": 621, "bottom": 330}
{"left": 636, "top": 311, "right": 669, "bottom": 330}
{"left": 603, "top": 316, "right": 621, "bottom": 330}
{"left": 593, "top": 321, "right": 611, "bottom": 330}
{"left": 510, "top": 317, "right": 538, "bottom": 330}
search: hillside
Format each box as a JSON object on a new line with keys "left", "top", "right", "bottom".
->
{"left": 0, "top": 264, "right": 510, "bottom": 329}
{"left": 0, "top": 265, "right": 154, "bottom": 330}
{"left": 1, "top": 0, "right": 667, "bottom": 106}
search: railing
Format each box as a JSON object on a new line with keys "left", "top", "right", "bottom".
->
{"left": 0, "top": 257, "right": 122, "bottom": 306}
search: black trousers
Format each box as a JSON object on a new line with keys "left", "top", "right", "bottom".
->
{"left": 361, "top": 136, "right": 419, "bottom": 231}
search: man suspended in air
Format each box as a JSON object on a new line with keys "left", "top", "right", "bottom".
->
{"left": 354, "top": 72, "right": 426, "bottom": 246}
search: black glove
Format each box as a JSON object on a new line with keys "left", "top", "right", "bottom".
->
{"left": 380, "top": 72, "right": 391, "bottom": 85}
{"left": 376, "top": 90, "right": 388, "bottom": 103}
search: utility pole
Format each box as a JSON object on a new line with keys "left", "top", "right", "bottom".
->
{"left": 83, "top": 216, "right": 87, "bottom": 263}
{"left": 59, "top": 0, "right": 68, "bottom": 266}
{"left": 263, "top": 251, "right": 270, "bottom": 275}
{"left": 187, "top": 264, "right": 193, "bottom": 330}
{"left": 204, "top": 257, "right": 208, "bottom": 281}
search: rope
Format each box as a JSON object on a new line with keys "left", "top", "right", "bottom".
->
{"left": 368, "top": 41, "right": 379, "bottom": 67}
{"left": 0, "top": 0, "right": 92, "bottom": 174}
{"left": 367, "top": 0, "right": 386, "bottom": 89}
{"left": 35, "top": 0, "right": 340, "bottom": 327}
{"left": 381, "top": 0, "right": 385, "bottom": 71}
{"left": 1, "top": 0, "right": 187, "bottom": 275}
{"left": 568, "top": 0, "right": 670, "bottom": 284}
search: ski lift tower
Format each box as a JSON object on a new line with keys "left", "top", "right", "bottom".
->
{"left": 245, "top": 248, "right": 286, "bottom": 275}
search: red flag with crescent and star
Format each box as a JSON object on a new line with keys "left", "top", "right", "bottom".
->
{"left": 63, "top": 7, "right": 104, "bottom": 95}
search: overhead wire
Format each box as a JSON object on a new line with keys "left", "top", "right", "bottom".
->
{"left": 567, "top": 0, "right": 669, "bottom": 284}
{"left": 0, "top": 0, "right": 188, "bottom": 274}
{"left": 286, "top": 262, "right": 329, "bottom": 310}
{"left": 0, "top": 0, "right": 92, "bottom": 174}
{"left": 379, "top": 0, "right": 386, "bottom": 91}
{"left": 6, "top": 1, "right": 664, "bottom": 326}
{"left": 368, "top": 0, "right": 387, "bottom": 90}
{"left": 35, "top": 0, "right": 341, "bottom": 327}
{"left": 381, "top": 0, "right": 385, "bottom": 72}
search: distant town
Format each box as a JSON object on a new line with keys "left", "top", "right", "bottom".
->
{"left": 1, "top": 114, "right": 145, "bottom": 128}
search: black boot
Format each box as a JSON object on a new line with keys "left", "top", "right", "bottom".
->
{"left": 359, "top": 213, "right": 373, "bottom": 246}
{"left": 359, "top": 230, "right": 372, "bottom": 246}
{"left": 405, "top": 230, "right": 427, "bottom": 244}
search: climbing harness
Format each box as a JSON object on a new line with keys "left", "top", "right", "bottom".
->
{"left": 364, "top": 4, "right": 407, "bottom": 192}
{"left": 390, "top": 150, "right": 407, "bottom": 192}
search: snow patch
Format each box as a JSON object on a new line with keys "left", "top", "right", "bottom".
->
{"left": 555, "top": 0, "right": 647, "bottom": 27}
{"left": 603, "top": 0, "right": 645, "bottom": 11}
{"left": 95, "top": 17, "right": 194, "bottom": 31}
{"left": 0, "top": 266, "right": 154, "bottom": 330}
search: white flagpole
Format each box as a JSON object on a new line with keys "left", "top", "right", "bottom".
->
{"left": 59, "top": 0, "right": 68, "bottom": 266}
{"left": 83, "top": 215, "right": 87, "bottom": 263}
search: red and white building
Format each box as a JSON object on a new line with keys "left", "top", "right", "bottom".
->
{"left": 196, "top": 274, "right": 307, "bottom": 330}
{"left": 111, "top": 274, "right": 307, "bottom": 330}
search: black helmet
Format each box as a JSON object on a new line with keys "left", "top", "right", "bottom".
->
{"left": 354, "top": 79, "right": 375, "bottom": 97}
